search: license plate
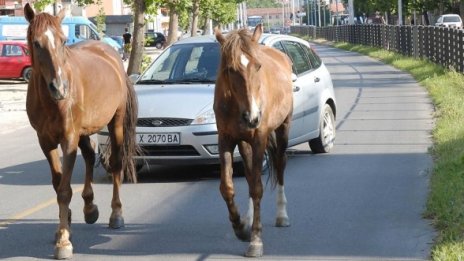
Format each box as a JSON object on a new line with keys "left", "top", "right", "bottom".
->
{"left": 136, "top": 133, "right": 180, "bottom": 145}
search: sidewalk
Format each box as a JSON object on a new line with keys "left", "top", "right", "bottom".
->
{"left": 0, "top": 82, "right": 29, "bottom": 134}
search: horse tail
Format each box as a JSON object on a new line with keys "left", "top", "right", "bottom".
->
{"left": 121, "top": 76, "right": 141, "bottom": 183}
{"left": 265, "top": 131, "right": 278, "bottom": 189}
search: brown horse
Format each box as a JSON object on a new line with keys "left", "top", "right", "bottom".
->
{"left": 24, "top": 4, "right": 138, "bottom": 259}
{"left": 214, "top": 24, "right": 293, "bottom": 257}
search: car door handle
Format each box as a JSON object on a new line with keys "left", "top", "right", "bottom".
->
{"left": 314, "top": 77, "right": 320, "bottom": 83}
{"left": 293, "top": 86, "right": 300, "bottom": 92}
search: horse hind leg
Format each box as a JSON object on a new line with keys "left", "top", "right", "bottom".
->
{"left": 274, "top": 122, "right": 291, "bottom": 227}
{"left": 79, "top": 136, "right": 99, "bottom": 224}
{"left": 107, "top": 118, "right": 125, "bottom": 229}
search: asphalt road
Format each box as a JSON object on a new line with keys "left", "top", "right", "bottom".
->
{"left": 0, "top": 43, "right": 435, "bottom": 260}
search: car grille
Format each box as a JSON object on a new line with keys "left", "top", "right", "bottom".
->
{"left": 137, "top": 118, "right": 193, "bottom": 127}
{"left": 140, "top": 145, "right": 200, "bottom": 156}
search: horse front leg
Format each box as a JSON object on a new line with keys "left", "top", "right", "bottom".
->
{"left": 107, "top": 120, "right": 125, "bottom": 229}
{"left": 244, "top": 141, "right": 266, "bottom": 257}
{"left": 38, "top": 139, "right": 73, "bottom": 242}
{"left": 219, "top": 137, "right": 248, "bottom": 240}
{"left": 38, "top": 138, "right": 62, "bottom": 193}
{"left": 237, "top": 141, "right": 254, "bottom": 234}
{"left": 54, "top": 138, "right": 79, "bottom": 260}
{"left": 78, "top": 136, "right": 99, "bottom": 224}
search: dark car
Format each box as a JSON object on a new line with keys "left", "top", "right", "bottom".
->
{"left": 145, "top": 32, "right": 166, "bottom": 49}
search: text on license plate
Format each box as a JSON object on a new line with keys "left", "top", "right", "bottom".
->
{"left": 137, "top": 133, "right": 180, "bottom": 145}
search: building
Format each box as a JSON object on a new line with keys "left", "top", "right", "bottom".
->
{"left": 0, "top": 0, "right": 26, "bottom": 16}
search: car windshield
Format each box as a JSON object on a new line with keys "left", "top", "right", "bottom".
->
{"left": 139, "top": 42, "right": 220, "bottom": 84}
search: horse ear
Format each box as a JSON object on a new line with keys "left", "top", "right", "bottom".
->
{"left": 251, "top": 24, "right": 263, "bottom": 43}
{"left": 215, "top": 27, "right": 225, "bottom": 45}
{"left": 57, "top": 7, "right": 66, "bottom": 22}
{"left": 24, "top": 3, "right": 35, "bottom": 23}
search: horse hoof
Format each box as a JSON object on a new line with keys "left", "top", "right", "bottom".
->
{"left": 84, "top": 205, "right": 99, "bottom": 224}
{"left": 54, "top": 244, "right": 73, "bottom": 260}
{"left": 245, "top": 242, "right": 263, "bottom": 257}
{"left": 109, "top": 216, "right": 124, "bottom": 229}
{"left": 275, "top": 216, "right": 290, "bottom": 227}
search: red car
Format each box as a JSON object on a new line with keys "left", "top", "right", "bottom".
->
{"left": 0, "top": 41, "right": 32, "bottom": 82}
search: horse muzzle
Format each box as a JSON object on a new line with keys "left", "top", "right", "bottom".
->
{"left": 48, "top": 79, "right": 69, "bottom": 100}
{"left": 242, "top": 110, "right": 262, "bottom": 129}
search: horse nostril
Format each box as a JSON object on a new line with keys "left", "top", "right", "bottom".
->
{"left": 242, "top": 111, "right": 250, "bottom": 122}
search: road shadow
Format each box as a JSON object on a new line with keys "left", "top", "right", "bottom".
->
{"left": 0, "top": 152, "right": 435, "bottom": 260}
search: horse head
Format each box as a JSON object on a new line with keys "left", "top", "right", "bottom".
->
{"left": 25, "top": 3, "right": 69, "bottom": 101}
{"left": 216, "top": 24, "right": 264, "bottom": 129}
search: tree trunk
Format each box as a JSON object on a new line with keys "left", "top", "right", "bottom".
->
{"left": 127, "top": 0, "right": 146, "bottom": 75}
{"left": 166, "top": 8, "right": 179, "bottom": 46}
{"left": 460, "top": 0, "right": 464, "bottom": 22}
{"left": 190, "top": 0, "right": 200, "bottom": 37}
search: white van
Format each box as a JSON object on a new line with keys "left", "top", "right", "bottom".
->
{"left": 0, "top": 16, "right": 122, "bottom": 55}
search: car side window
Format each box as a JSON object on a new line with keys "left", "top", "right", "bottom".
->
{"left": 3, "top": 44, "right": 23, "bottom": 56}
{"left": 281, "top": 41, "right": 312, "bottom": 75}
{"left": 272, "top": 41, "right": 297, "bottom": 75}
{"left": 272, "top": 41, "right": 286, "bottom": 54}
{"left": 75, "top": 25, "right": 99, "bottom": 40}
{"left": 304, "top": 46, "right": 322, "bottom": 69}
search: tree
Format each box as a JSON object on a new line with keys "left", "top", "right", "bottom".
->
{"left": 246, "top": 0, "right": 280, "bottom": 8}
{"left": 126, "top": 0, "right": 147, "bottom": 75}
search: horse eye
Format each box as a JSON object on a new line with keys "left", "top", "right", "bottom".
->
{"left": 33, "top": 41, "right": 41, "bottom": 49}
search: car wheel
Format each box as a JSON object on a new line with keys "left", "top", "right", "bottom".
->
{"left": 155, "top": 42, "right": 163, "bottom": 49}
{"left": 22, "top": 67, "right": 32, "bottom": 82}
{"left": 309, "top": 104, "right": 335, "bottom": 153}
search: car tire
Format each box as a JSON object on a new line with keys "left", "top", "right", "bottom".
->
{"left": 309, "top": 104, "right": 335, "bottom": 153}
{"left": 155, "top": 42, "right": 163, "bottom": 49}
{"left": 22, "top": 67, "right": 32, "bottom": 82}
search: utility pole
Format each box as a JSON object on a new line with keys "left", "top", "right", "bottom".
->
{"left": 398, "top": 0, "right": 403, "bottom": 25}
{"left": 348, "top": 0, "right": 354, "bottom": 24}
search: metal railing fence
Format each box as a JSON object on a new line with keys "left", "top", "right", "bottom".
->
{"left": 291, "top": 25, "right": 464, "bottom": 73}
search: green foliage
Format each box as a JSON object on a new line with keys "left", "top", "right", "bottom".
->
{"left": 95, "top": 0, "right": 106, "bottom": 34}
{"left": 141, "top": 54, "right": 153, "bottom": 72}
{"left": 246, "top": 0, "right": 280, "bottom": 8}
{"left": 33, "top": 0, "right": 54, "bottom": 11}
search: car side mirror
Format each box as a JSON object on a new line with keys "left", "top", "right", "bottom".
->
{"left": 129, "top": 74, "right": 140, "bottom": 84}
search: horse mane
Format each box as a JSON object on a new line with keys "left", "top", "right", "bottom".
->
{"left": 27, "top": 12, "right": 66, "bottom": 64}
{"left": 219, "top": 28, "right": 258, "bottom": 71}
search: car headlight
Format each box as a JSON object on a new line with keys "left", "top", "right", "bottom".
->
{"left": 191, "top": 109, "right": 216, "bottom": 125}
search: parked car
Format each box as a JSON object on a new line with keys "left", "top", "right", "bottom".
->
{"left": 435, "top": 14, "right": 463, "bottom": 28}
{"left": 0, "top": 41, "right": 32, "bottom": 82}
{"left": 97, "top": 33, "right": 337, "bottom": 169}
{"left": 145, "top": 32, "right": 166, "bottom": 49}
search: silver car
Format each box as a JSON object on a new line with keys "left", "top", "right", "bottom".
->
{"left": 97, "top": 34, "right": 337, "bottom": 168}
